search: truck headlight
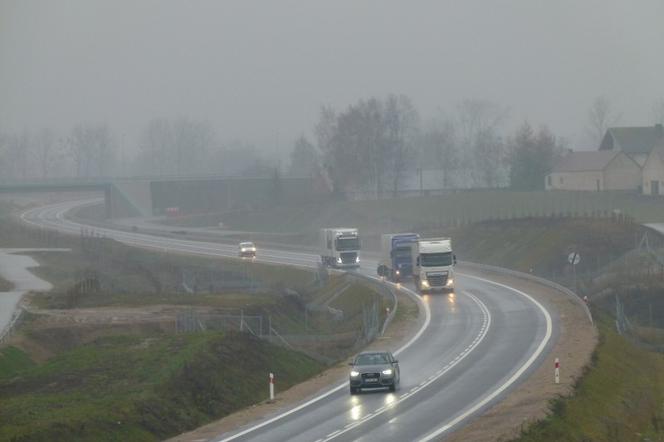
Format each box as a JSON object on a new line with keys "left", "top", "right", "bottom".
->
{"left": 446, "top": 278, "right": 454, "bottom": 286}
{"left": 355, "top": 256, "right": 360, "bottom": 263}
{"left": 381, "top": 369, "right": 393, "bottom": 376}
{"left": 421, "top": 280, "right": 430, "bottom": 289}
{"left": 336, "top": 257, "right": 342, "bottom": 264}
{"left": 395, "top": 269, "right": 400, "bottom": 275}
{"left": 350, "top": 370, "right": 360, "bottom": 377}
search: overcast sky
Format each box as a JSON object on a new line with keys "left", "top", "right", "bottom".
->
{"left": 1, "top": 0, "right": 663, "bottom": 154}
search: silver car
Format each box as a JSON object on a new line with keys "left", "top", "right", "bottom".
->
{"left": 238, "top": 241, "right": 256, "bottom": 258}
{"left": 349, "top": 351, "right": 400, "bottom": 394}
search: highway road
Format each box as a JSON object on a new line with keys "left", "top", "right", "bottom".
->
{"left": 20, "top": 199, "right": 556, "bottom": 442}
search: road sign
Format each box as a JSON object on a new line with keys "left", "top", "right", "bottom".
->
{"left": 568, "top": 252, "right": 580, "bottom": 265}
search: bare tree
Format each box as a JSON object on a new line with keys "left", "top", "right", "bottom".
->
{"left": 139, "top": 118, "right": 173, "bottom": 176}
{"left": 421, "top": 116, "right": 458, "bottom": 188}
{"left": 587, "top": 96, "right": 620, "bottom": 147}
{"left": 456, "top": 99, "right": 509, "bottom": 187}
{"left": 138, "top": 117, "right": 216, "bottom": 176}
{"left": 3, "top": 130, "right": 31, "bottom": 179}
{"left": 288, "top": 135, "right": 320, "bottom": 177}
{"left": 171, "top": 117, "right": 214, "bottom": 175}
{"left": 384, "top": 94, "right": 419, "bottom": 196}
{"left": 67, "top": 123, "right": 114, "bottom": 177}
{"left": 653, "top": 98, "right": 664, "bottom": 125}
{"left": 34, "top": 128, "right": 58, "bottom": 178}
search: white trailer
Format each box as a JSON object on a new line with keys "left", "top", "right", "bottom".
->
{"left": 411, "top": 238, "right": 456, "bottom": 292}
{"left": 320, "top": 228, "right": 361, "bottom": 268}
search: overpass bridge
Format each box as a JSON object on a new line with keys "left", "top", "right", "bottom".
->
{"left": 0, "top": 174, "right": 329, "bottom": 219}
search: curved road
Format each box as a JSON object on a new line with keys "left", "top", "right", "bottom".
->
{"left": 19, "top": 199, "right": 556, "bottom": 442}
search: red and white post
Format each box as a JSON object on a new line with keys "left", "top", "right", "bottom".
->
{"left": 554, "top": 358, "right": 560, "bottom": 384}
{"left": 269, "top": 372, "right": 275, "bottom": 401}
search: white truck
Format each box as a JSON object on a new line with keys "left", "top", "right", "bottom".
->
{"left": 377, "top": 233, "right": 420, "bottom": 282}
{"left": 320, "top": 228, "right": 361, "bottom": 268}
{"left": 411, "top": 237, "right": 456, "bottom": 292}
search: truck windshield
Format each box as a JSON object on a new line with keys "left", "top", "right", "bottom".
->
{"left": 336, "top": 237, "right": 360, "bottom": 251}
{"left": 421, "top": 252, "right": 452, "bottom": 267}
{"left": 393, "top": 247, "right": 411, "bottom": 259}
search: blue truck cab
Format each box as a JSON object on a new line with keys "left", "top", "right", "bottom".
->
{"left": 377, "top": 233, "right": 420, "bottom": 282}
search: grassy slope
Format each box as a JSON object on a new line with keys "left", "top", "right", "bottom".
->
{"left": 0, "top": 346, "right": 35, "bottom": 378}
{"left": 448, "top": 217, "right": 644, "bottom": 276}
{"left": 176, "top": 191, "right": 664, "bottom": 234}
{"left": 513, "top": 314, "right": 664, "bottom": 442}
{"left": 0, "top": 332, "right": 322, "bottom": 442}
{"left": 0, "top": 275, "right": 14, "bottom": 291}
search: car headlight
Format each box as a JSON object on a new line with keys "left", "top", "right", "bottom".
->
{"left": 381, "top": 369, "right": 393, "bottom": 376}
{"left": 421, "top": 280, "right": 430, "bottom": 288}
{"left": 350, "top": 370, "right": 360, "bottom": 377}
{"left": 337, "top": 257, "right": 343, "bottom": 264}
{"left": 356, "top": 256, "right": 360, "bottom": 263}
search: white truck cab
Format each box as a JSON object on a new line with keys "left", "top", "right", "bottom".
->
{"left": 412, "top": 238, "right": 456, "bottom": 292}
{"left": 320, "top": 228, "right": 361, "bottom": 268}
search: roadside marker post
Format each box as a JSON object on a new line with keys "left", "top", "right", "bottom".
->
{"left": 554, "top": 358, "right": 560, "bottom": 384}
{"left": 269, "top": 373, "right": 275, "bottom": 401}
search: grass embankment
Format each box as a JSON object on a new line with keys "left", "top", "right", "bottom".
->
{"left": 162, "top": 190, "right": 664, "bottom": 234}
{"left": 0, "top": 275, "right": 14, "bottom": 291}
{"left": 513, "top": 314, "right": 664, "bottom": 442}
{"left": 0, "top": 199, "right": 387, "bottom": 439}
{"left": 0, "top": 332, "right": 322, "bottom": 442}
{"left": 448, "top": 217, "right": 647, "bottom": 277}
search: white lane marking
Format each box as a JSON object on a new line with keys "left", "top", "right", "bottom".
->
{"left": 417, "top": 273, "right": 553, "bottom": 442}
{"left": 317, "top": 291, "right": 491, "bottom": 442}
{"left": 18, "top": 201, "right": 434, "bottom": 442}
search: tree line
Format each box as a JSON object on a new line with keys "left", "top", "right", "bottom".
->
{"left": 0, "top": 118, "right": 275, "bottom": 181}
{"left": 289, "top": 95, "right": 567, "bottom": 194}
{"left": 2, "top": 95, "right": 662, "bottom": 192}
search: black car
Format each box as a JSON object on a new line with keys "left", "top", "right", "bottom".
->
{"left": 349, "top": 351, "right": 400, "bottom": 394}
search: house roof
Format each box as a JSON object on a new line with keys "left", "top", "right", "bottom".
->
{"left": 551, "top": 150, "right": 620, "bottom": 173}
{"left": 600, "top": 125, "right": 664, "bottom": 154}
{"left": 646, "top": 141, "right": 664, "bottom": 164}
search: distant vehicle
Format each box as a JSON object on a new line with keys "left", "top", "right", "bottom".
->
{"left": 411, "top": 237, "right": 456, "bottom": 293}
{"left": 349, "top": 351, "right": 400, "bottom": 394}
{"left": 320, "top": 228, "right": 360, "bottom": 268}
{"left": 238, "top": 241, "right": 256, "bottom": 258}
{"left": 377, "top": 233, "right": 419, "bottom": 282}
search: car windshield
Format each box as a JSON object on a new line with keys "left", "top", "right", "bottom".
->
{"left": 336, "top": 237, "right": 360, "bottom": 251}
{"left": 355, "top": 353, "right": 389, "bottom": 365}
{"left": 421, "top": 252, "right": 452, "bottom": 267}
{"left": 240, "top": 243, "right": 254, "bottom": 248}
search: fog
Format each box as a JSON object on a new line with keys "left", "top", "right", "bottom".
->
{"left": 1, "top": 0, "right": 663, "bottom": 158}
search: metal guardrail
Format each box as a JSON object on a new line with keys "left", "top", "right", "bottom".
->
{"left": 347, "top": 272, "right": 399, "bottom": 337}
{"left": 460, "top": 261, "right": 593, "bottom": 325}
